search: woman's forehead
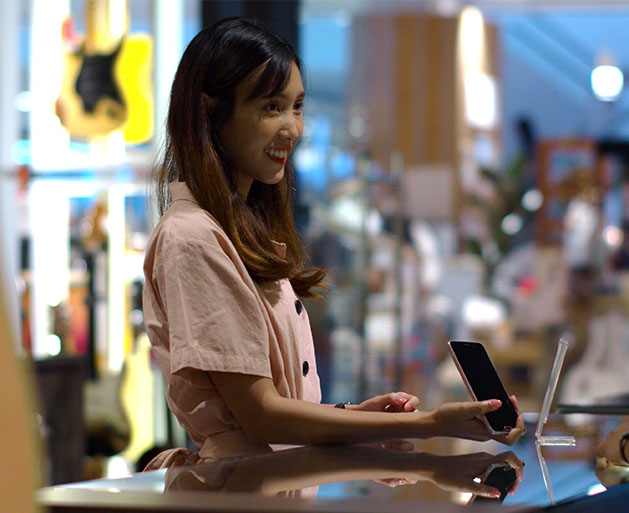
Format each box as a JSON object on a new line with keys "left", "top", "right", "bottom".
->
{"left": 236, "top": 63, "right": 268, "bottom": 99}
{"left": 238, "top": 60, "right": 302, "bottom": 102}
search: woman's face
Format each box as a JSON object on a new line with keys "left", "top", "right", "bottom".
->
{"left": 217, "top": 61, "right": 304, "bottom": 198}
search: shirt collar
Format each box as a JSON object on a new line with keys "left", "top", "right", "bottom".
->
{"left": 168, "top": 182, "right": 287, "bottom": 259}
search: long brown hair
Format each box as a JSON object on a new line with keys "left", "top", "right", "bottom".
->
{"left": 154, "top": 17, "right": 326, "bottom": 297}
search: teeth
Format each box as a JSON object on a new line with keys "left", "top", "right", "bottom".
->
{"left": 265, "top": 149, "right": 288, "bottom": 159}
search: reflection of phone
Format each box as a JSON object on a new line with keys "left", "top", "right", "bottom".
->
{"left": 472, "top": 464, "right": 517, "bottom": 503}
{"left": 448, "top": 340, "right": 518, "bottom": 434}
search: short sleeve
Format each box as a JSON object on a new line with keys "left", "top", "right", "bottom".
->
{"left": 154, "top": 231, "right": 272, "bottom": 380}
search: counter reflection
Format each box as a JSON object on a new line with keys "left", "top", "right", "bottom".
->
{"left": 164, "top": 444, "right": 523, "bottom": 504}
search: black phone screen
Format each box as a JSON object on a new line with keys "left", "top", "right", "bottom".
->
{"left": 450, "top": 341, "right": 518, "bottom": 432}
{"left": 475, "top": 465, "right": 517, "bottom": 503}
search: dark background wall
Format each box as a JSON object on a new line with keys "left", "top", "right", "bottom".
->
{"left": 201, "top": 0, "right": 300, "bottom": 52}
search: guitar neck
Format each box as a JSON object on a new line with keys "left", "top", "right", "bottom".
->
{"left": 84, "top": 0, "right": 128, "bottom": 54}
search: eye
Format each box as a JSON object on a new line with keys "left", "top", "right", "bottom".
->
{"left": 294, "top": 101, "right": 304, "bottom": 113}
{"left": 264, "top": 102, "right": 280, "bottom": 113}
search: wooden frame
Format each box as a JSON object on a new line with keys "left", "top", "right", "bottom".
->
{"left": 535, "top": 138, "right": 600, "bottom": 245}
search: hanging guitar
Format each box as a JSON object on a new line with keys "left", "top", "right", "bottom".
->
{"left": 57, "top": 0, "right": 153, "bottom": 143}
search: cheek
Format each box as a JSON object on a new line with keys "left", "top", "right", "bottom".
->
{"left": 216, "top": 123, "right": 238, "bottom": 154}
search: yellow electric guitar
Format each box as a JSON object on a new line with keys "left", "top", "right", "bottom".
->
{"left": 57, "top": 0, "right": 153, "bottom": 143}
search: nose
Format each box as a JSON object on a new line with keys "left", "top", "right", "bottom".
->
{"left": 279, "top": 112, "right": 302, "bottom": 142}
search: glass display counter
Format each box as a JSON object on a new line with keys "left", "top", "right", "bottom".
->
{"left": 37, "top": 414, "right": 629, "bottom": 513}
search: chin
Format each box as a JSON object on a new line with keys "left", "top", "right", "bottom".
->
{"left": 260, "top": 168, "right": 285, "bottom": 185}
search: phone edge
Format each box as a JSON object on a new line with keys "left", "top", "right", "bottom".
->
{"left": 447, "top": 340, "right": 509, "bottom": 435}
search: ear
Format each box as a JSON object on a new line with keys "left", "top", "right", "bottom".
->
{"left": 201, "top": 92, "right": 219, "bottom": 111}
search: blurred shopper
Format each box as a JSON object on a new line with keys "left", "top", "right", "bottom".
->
{"left": 142, "top": 17, "right": 524, "bottom": 469}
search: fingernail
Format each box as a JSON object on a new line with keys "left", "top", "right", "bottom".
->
{"left": 491, "top": 490, "right": 501, "bottom": 498}
{"left": 488, "top": 399, "right": 501, "bottom": 408}
{"left": 396, "top": 396, "right": 406, "bottom": 403}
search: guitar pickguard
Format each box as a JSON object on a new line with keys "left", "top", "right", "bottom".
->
{"left": 75, "top": 41, "right": 125, "bottom": 117}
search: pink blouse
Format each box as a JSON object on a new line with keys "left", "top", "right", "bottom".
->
{"left": 143, "top": 182, "right": 321, "bottom": 464}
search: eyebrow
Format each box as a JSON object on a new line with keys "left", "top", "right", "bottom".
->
{"left": 263, "top": 91, "right": 306, "bottom": 100}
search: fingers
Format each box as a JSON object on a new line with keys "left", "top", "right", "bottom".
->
{"left": 481, "top": 397, "right": 525, "bottom": 446}
{"left": 493, "top": 451, "right": 523, "bottom": 472}
{"left": 380, "top": 394, "right": 402, "bottom": 412}
{"left": 493, "top": 427, "right": 524, "bottom": 446}
{"left": 388, "top": 392, "right": 419, "bottom": 412}
{"left": 456, "top": 478, "right": 501, "bottom": 499}
{"left": 380, "top": 392, "right": 420, "bottom": 412}
{"left": 509, "top": 428, "right": 524, "bottom": 444}
{"left": 500, "top": 413, "right": 526, "bottom": 446}
{"left": 431, "top": 401, "right": 502, "bottom": 440}
{"left": 460, "top": 399, "right": 502, "bottom": 419}
{"left": 436, "top": 399, "right": 501, "bottom": 419}
{"left": 373, "top": 478, "right": 415, "bottom": 487}
{"left": 357, "top": 394, "right": 395, "bottom": 412}
{"left": 509, "top": 395, "right": 521, "bottom": 413}
{"left": 397, "top": 392, "right": 420, "bottom": 411}
{"left": 474, "top": 484, "right": 502, "bottom": 499}
{"left": 506, "top": 427, "right": 525, "bottom": 445}
{"left": 491, "top": 451, "right": 525, "bottom": 494}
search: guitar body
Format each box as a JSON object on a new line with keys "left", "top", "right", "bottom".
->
{"left": 57, "top": 34, "right": 153, "bottom": 142}
{"left": 119, "top": 34, "right": 154, "bottom": 144}
{"left": 84, "top": 369, "right": 131, "bottom": 457}
{"left": 58, "top": 41, "right": 127, "bottom": 137}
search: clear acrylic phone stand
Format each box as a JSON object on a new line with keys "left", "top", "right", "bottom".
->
{"left": 534, "top": 338, "right": 576, "bottom": 506}
{"left": 535, "top": 337, "right": 576, "bottom": 447}
{"left": 536, "top": 443, "right": 556, "bottom": 505}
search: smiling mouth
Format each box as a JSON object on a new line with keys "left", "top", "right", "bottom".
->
{"left": 264, "top": 148, "right": 289, "bottom": 165}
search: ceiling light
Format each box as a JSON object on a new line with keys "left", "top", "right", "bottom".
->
{"left": 591, "top": 65, "right": 624, "bottom": 101}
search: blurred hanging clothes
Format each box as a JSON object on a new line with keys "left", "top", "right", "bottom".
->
{"left": 563, "top": 195, "right": 603, "bottom": 300}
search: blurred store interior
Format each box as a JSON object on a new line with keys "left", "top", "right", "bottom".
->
{"left": 3, "top": 0, "right": 629, "bottom": 491}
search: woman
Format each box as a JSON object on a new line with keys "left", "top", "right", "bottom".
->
{"left": 143, "top": 17, "right": 524, "bottom": 469}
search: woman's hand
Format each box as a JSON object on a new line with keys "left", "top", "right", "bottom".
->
{"left": 371, "top": 450, "right": 524, "bottom": 498}
{"left": 423, "top": 450, "right": 525, "bottom": 498}
{"left": 428, "top": 396, "right": 525, "bottom": 446}
{"left": 349, "top": 392, "right": 420, "bottom": 413}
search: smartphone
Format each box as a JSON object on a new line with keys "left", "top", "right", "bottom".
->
{"left": 471, "top": 464, "right": 517, "bottom": 503}
{"left": 448, "top": 340, "right": 518, "bottom": 434}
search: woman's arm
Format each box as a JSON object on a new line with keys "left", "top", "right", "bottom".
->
{"left": 210, "top": 372, "right": 524, "bottom": 446}
{"left": 221, "top": 445, "right": 523, "bottom": 498}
